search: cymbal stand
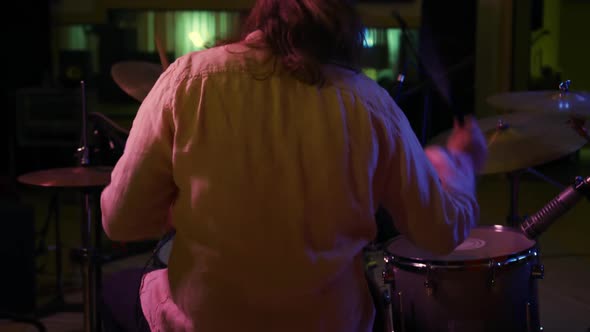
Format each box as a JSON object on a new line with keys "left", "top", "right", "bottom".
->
{"left": 49, "top": 193, "right": 64, "bottom": 305}
{"left": 79, "top": 81, "right": 90, "bottom": 167}
{"left": 507, "top": 171, "right": 522, "bottom": 226}
{"left": 525, "top": 168, "right": 566, "bottom": 190}
{"left": 74, "top": 80, "right": 100, "bottom": 332}
{"left": 75, "top": 188, "right": 102, "bottom": 332}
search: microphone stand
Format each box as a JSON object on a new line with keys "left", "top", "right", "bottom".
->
{"left": 520, "top": 175, "right": 590, "bottom": 239}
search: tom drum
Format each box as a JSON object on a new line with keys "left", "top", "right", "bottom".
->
{"left": 382, "top": 226, "right": 544, "bottom": 332}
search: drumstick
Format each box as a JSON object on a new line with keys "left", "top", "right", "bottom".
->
{"left": 415, "top": 21, "right": 465, "bottom": 126}
{"left": 568, "top": 115, "right": 590, "bottom": 143}
{"left": 155, "top": 34, "right": 170, "bottom": 71}
{"left": 420, "top": 46, "right": 465, "bottom": 126}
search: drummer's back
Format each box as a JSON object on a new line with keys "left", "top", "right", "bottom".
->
{"left": 140, "top": 39, "right": 392, "bottom": 332}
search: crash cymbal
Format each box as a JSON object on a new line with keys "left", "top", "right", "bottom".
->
{"left": 429, "top": 112, "right": 587, "bottom": 175}
{"left": 487, "top": 90, "right": 590, "bottom": 116}
{"left": 111, "top": 61, "right": 162, "bottom": 102}
{"left": 18, "top": 166, "right": 112, "bottom": 188}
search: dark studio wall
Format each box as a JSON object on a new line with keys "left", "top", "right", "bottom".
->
{"left": 0, "top": 0, "right": 52, "bottom": 313}
{"left": 560, "top": 0, "right": 590, "bottom": 91}
{"left": 2, "top": 1, "right": 53, "bottom": 192}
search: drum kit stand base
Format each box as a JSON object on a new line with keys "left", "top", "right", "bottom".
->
{"left": 13, "top": 49, "right": 590, "bottom": 332}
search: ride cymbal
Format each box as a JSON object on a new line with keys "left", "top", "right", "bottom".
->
{"left": 487, "top": 90, "right": 590, "bottom": 116}
{"left": 18, "top": 166, "right": 113, "bottom": 188}
{"left": 111, "top": 61, "right": 162, "bottom": 102}
{"left": 429, "top": 112, "right": 587, "bottom": 175}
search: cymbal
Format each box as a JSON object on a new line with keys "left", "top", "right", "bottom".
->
{"left": 18, "top": 166, "right": 112, "bottom": 188}
{"left": 487, "top": 90, "right": 590, "bottom": 116}
{"left": 429, "top": 112, "right": 587, "bottom": 175}
{"left": 111, "top": 61, "right": 162, "bottom": 102}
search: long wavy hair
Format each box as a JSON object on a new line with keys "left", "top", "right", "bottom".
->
{"left": 236, "top": 0, "right": 365, "bottom": 85}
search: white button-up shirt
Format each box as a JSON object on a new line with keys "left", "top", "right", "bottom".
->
{"left": 100, "top": 31, "right": 479, "bottom": 332}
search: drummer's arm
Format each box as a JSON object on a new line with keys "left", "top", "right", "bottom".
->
{"left": 377, "top": 106, "right": 479, "bottom": 255}
{"left": 101, "top": 64, "right": 178, "bottom": 242}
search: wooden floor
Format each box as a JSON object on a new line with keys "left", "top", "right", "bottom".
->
{"left": 2, "top": 149, "right": 590, "bottom": 332}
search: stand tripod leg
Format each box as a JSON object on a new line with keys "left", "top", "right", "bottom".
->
{"left": 93, "top": 194, "right": 102, "bottom": 332}
{"left": 79, "top": 192, "right": 96, "bottom": 332}
{"left": 81, "top": 193, "right": 90, "bottom": 332}
{"left": 53, "top": 192, "right": 64, "bottom": 303}
{"left": 76, "top": 191, "right": 103, "bottom": 332}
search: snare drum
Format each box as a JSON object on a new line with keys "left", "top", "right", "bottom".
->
{"left": 383, "top": 226, "right": 544, "bottom": 332}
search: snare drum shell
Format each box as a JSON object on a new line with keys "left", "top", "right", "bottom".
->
{"left": 385, "top": 226, "right": 542, "bottom": 332}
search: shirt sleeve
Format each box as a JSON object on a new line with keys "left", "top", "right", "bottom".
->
{"left": 100, "top": 61, "right": 180, "bottom": 242}
{"left": 377, "top": 100, "right": 479, "bottom": 255}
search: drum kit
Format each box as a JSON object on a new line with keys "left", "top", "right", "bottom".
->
{"left": 368, "top": 174, "right": 590, "bottom": 332}
{"left": 367, "top": 81, "right": 590, "bottom": 332}
{"left": 15, "top": 54, "right": 590, "bottom": 332}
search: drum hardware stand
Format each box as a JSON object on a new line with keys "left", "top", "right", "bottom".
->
{"left": 70, "top": 190, "right": 102, "bottom": 332}
{"left": 381, "top": 289, "right": 395, "bottom": 332}
{"left": 382, "top": 256, "right": 399, "bottom": 332}
{"left": 531, "top": 263, "right": 545, "bottom": 279}
{"left": 507, "top": 170, "right": 522, "bottom": 226}
{"left": 526, "top": 302, "right": 533, "bottom": 332}
{"left": 424, "top": 265, "right": 435, "bottom": 296}
{"left": 525, "top": 302, "right": 544, "bottom": 332}
{"left": 530, "top": 265, "right": 544, "bottom": 332}
{"left": 487, "top": 259, "right": 497, "bottom": 289}
{"left": 71, "top": 80, "right": 102, "bottom": 332}
{"left": 396, "top": 291, "right": 405, "bottom": 332}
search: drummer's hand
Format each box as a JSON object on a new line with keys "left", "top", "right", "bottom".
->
{"left": 446, "top": 116, "right": 488, "bottom": 173}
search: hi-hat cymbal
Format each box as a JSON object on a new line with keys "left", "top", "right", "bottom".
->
{"left": 18, "top": 166, "right": 112, "bottom": 188}
{"left": 111, "top": 61, "right": 162, "bottom": 102}
{"left": 487, "top": 90, "right": 590, "bottom": 116}
{"left": 429, "top": 112, "right": 587, "bottom": 175}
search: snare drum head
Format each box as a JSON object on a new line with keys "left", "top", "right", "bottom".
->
{"left": 387, "top": 226, "right": 536, "bottom": 262}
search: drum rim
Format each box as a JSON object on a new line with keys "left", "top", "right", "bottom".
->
{"left": 384, "top": 225, "right": 539, "bottom": 271}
